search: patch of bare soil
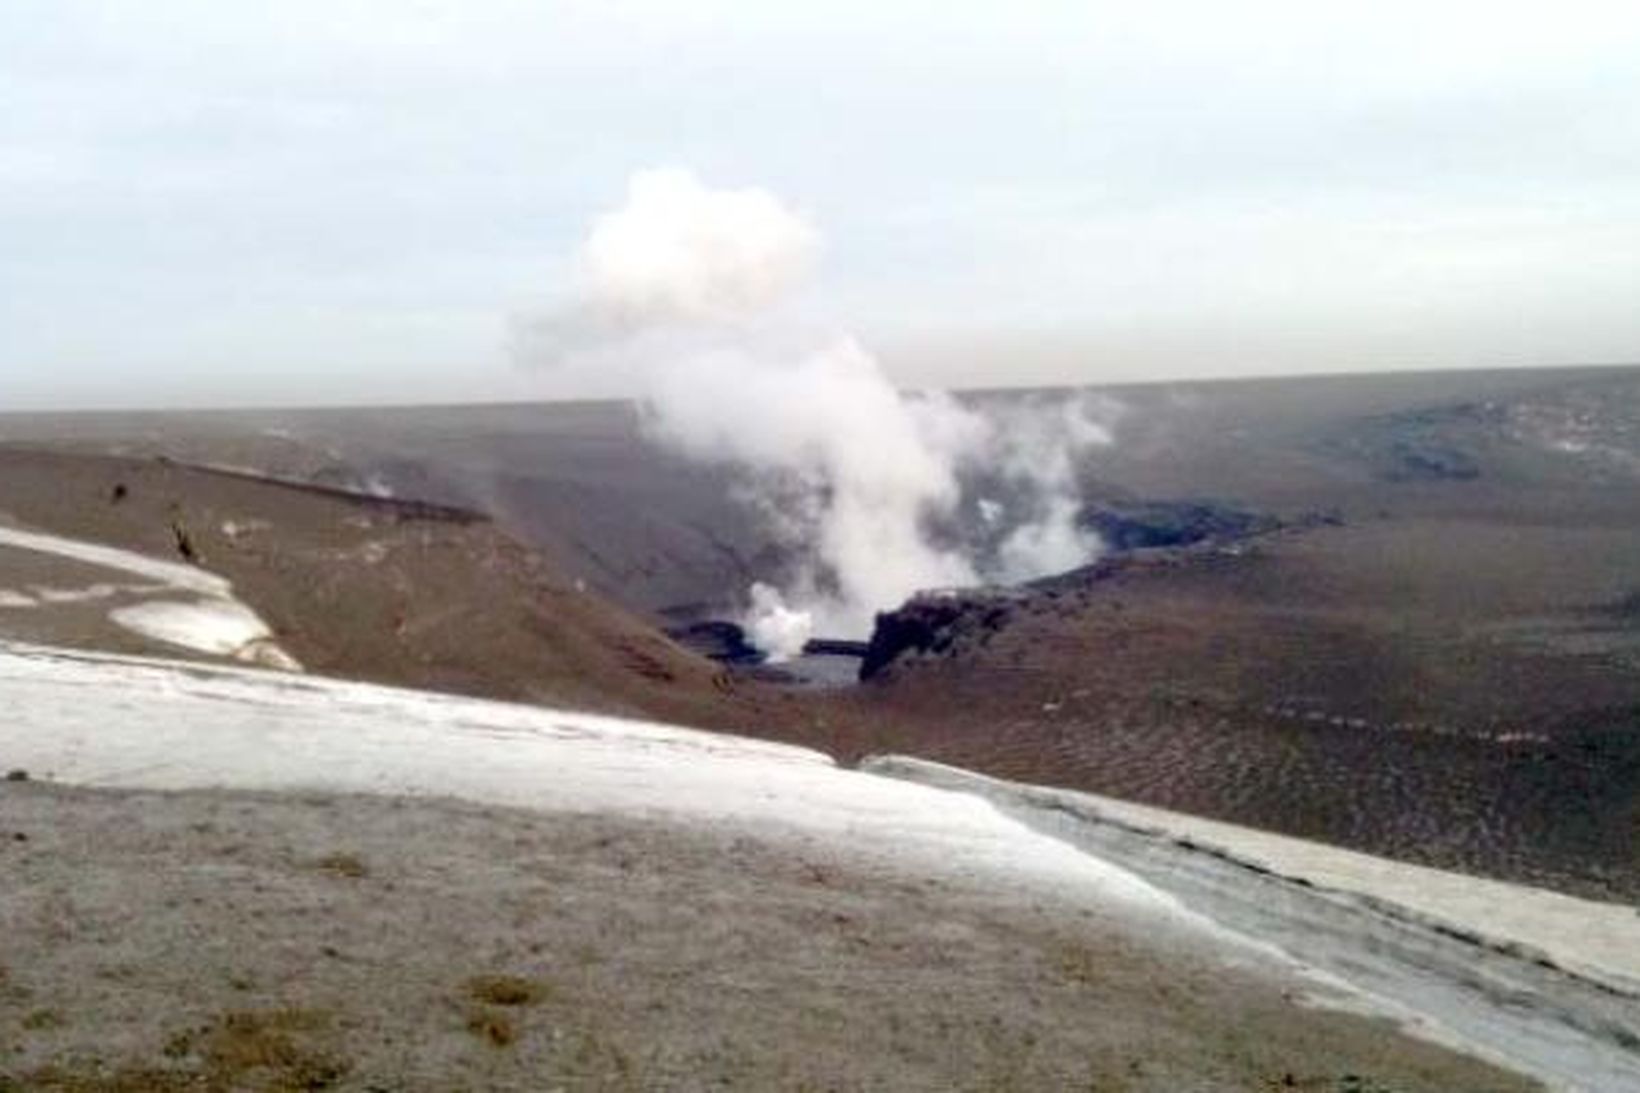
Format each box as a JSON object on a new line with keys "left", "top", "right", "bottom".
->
{"left": 0, "top": 782, "right": 1536, "bottom": 1091}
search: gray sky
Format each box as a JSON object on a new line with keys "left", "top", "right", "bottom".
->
{"left": 3, "top": 0, "right": 1638, "bottom": 409}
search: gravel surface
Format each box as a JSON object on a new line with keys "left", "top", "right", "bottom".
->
{"left": 0, "top": 782, "right": 1539, "bottom": 1092}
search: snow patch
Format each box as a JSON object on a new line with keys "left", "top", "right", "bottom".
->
{"left": 0, "top": 639, "right": 1196, "bottom": 930}
{"left": 870, "top": 756, "right": 1640, "bottom": 992}
{"left": 0, "top": 526, "right": 230, "bottom": 596}
{"left": 32, "top": 583, "right": 122, "bottom": 605}
{"left": 0, "top": 525, "right": 300, "bottom": 671}
{"left": 221, "top": 519, "right": 271, "bottom": 541}
{"left": 868, "top": 756, "right": 1640, "bottom": 1092}
{"left": 109, "top": 601, "right": 302, "bottom": 671}
{"left": 4, "top": 639, "right": 1625, "bottom": 1088}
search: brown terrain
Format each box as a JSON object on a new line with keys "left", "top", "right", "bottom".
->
{"left": 1, "top": 364, "right": 1636, "bottom": 907}
{"left": 2, "top": 365, "right": 1638, "bottom": 1090}
{"left": 0, "top": 446, "right": 796, "bottom": 735}
{"left": 838, "top": 368, "right": 1640, "bottom": 902}
{"left": 0, "top": 781, "right": 1536, "bottom": 1092}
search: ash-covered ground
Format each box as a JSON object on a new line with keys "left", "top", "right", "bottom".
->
{"left": 2, "top": 364, "right": 1637, "bottom": 902}
{"left": 4, "top": 644, "right": 1564, "bottom": 1092}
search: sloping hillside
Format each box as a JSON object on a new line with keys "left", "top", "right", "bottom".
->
{"left": 0, "top": 447, "right": 799, "bottom": 736}
{"left": 3, "top": 640, "right": 1606, "bottom": 1090}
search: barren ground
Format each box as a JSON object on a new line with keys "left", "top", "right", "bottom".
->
{"left": 0, "top": 781, "right": 1537, "bottom": 1093}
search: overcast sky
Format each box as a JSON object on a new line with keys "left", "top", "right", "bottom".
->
{"left": 3, "top": 1, "right": 1638, "bottom": 409}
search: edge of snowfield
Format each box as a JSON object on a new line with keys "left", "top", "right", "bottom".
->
{"left": 867, "top": 758, "right": 1640, "bottom": 1090}
{"left": 863, "top": 758, "right": 1640, "bottom": 993}
{"left": 2, "top": 641, "right": 1637, "bottom": 1090}
{"left": 0, "top": 524, "right": 302, "bottom": 670}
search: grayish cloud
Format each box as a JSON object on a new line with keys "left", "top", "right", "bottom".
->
{"left": 2, "top": 1, "right": 1637, "bottom": 408}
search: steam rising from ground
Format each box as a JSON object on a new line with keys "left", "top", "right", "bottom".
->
{"left": 522, "top": 168, "right": 1114, "bottom": 659}
{"left": 562, "top": 168, "right": 819, "bottom": 333}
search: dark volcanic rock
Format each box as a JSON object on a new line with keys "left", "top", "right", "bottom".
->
{"left": 1600, "top": 589, "right": 1640, "bottom": 622}
{"left": 1080, "top": 500, "right": 1283, "bottom": 552}
{"left": 167, "top": 459, "right": 489, "bottom": 524}
{"left": 1383, "top": 439, "right": 1480, "bottom": 482}
{"left": 864, "top": 499, "right": 1305, "bottom": 681}
{"left": 861, "top": 591, "right": 1023, "bottom": 681}
{"left": 1325, "top": 401, "right": 1497, "bottom": 483}
{"left": 803, "top": 638, "right": 870, "bottom": 658}
{"left": 667, "top": 620, "right": 765, "bottom": 665}
{"left": 669, "top": 625, "right": 867, "bottom": 674}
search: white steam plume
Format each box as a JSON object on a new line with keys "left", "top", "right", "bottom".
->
{"left": 575, "top": 168, "right": 818, "bottom": 328}
{"left": 744, "top": 581, "right": 812, "bottom": 663}
{"left": 522, "top": 168, "right": 1111, "bottom": 654}
{"left": 981, "top": 394, "right": 1120, "bottom": 582}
